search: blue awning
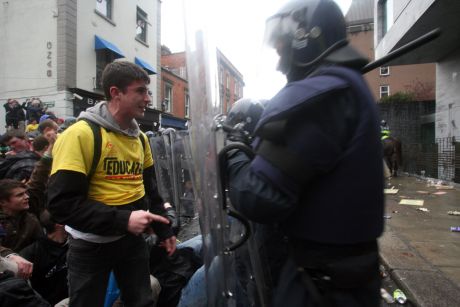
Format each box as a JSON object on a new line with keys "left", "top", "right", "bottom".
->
{"left": 135, "top": 57, "right": 157, "bottom": 75}
{"left": 161, "top": 116, "right": 187, "bottom": 130}
{"left": 94, "top": 35, "right": 124, "bottom": 58}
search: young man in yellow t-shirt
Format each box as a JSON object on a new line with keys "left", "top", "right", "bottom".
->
{"left": 47, "top": 61, "right": 176, "bottom": 307}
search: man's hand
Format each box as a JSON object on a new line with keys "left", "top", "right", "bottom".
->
{"left": 127, "top": 210, "right": 169, "bottom": 235}
{"left": 160, "top": 236, "right": 177, "bottom": 256}
{"left": 8, "top": 254, "right": 33, "bottom": 279}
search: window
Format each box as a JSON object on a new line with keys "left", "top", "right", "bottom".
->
{"left": 136, "top": 7, "right": 148, "bottom": 43}
{"left": 384, "top": 0, "right": 394, "bottom": 33}
{"left": 380, "top": 66, "right": 390, "bottom": 76}
{"left": 96, "top": 0, "right": 112, "bottom": 19}
{"left": 219, "top": 68, "right": 224, "bottom": 85}
{"left": 185, "top": 92, "right": 190, "bottom": 118}
{"left": 95, "top": 50, "right": 116, "bottom": 89}
{"left": 163, "top": 84, "right": 172, "bottom": 112}
{"left": 380, "top": 85, "right": 390, "bottom": 98}
{"left": 234, "top": 82, "right": 238, "bottom": 96}
{"left": 179, "top": 66, "right": 187, "bottom": 79}
{"left": 226, "top": 74, "right": 230, "bottom": 89}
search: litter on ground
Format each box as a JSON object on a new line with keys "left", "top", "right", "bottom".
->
{"left": 435, "top": 185, "right": 454, "bottom": 190}
{"left": 399, "top": 199, "right": 424, "bottom": 206}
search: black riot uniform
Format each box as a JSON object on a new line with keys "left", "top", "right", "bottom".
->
{"left": 226, "top": 1, "right": 384, "bottom": 306}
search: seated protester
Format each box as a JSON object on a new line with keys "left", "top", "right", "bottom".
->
{"left": 39, "top": 112, "right": 58, "bottom": 124}
{"left": 159, "top": 235, "right": 203, "bottom": 307}
{"left": 0, "top": 179, "right": 43, "bottom": 279}
{"left": 148, "top": 208, "right": 202, "bottom": 307}
{"left": 0, "top": 142, "right": 8, "bottom": 160}
{"left": 38, "top": 119, "right": 59, "bottom": 136}
{"left": 58, "top": 116, "right": 77, "bottom": 133}
{"left": 25, "top": 119, "right": 39, "bottom": 133}
{"left": 0, "top": 270, "right": 51, "bottom": 307}
{"left": 20, "top": 210, "right": 69, "bottom": 306}
{"left": 0, "top": 134, "right": 40, "bottom": 181}
{"left": 0, "top": 131, "right": 55, "bottom": 275}
{"left": 1, "top": 131, "right": 32, "bottom": 156}
{"left": 24, "top": 131, "right": 56, "bottom": 218}
{"left": 32, "top": 135, "right": 50, "bottom": 157}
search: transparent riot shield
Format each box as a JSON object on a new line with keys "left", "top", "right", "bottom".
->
{"left": 183, "top": 0, "right": 238, "bottom": 305}
{"left": 149, "top": 132, "right": 174, "bottom": 206}
{"left": 170, "top": 130, "right": 197, "bottom": 222}
{"left": 183, "top": 0, "right": 273, "bottom": 306}
{"left": 150, "top": 129, "right": 197, "bottom": 229}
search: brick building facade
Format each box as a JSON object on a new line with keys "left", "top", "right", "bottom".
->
{"left": 160, "top": 46, "right": 243, "bottom": 120}
{"left": 346, "top": 0, "right": 435, "bottom": 102}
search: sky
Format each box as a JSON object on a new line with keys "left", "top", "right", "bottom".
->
{"left": 161, "top": 0, "right": 352, "bottom": 99}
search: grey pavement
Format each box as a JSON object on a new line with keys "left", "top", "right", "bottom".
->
{"left": 380, "top": 174, "right": 460, "bottom": 307}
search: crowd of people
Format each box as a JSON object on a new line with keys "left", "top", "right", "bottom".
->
{"left": 0, "top": 62, "right": 204, "bottom": 306}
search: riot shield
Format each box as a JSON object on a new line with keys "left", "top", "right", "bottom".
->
{"left": 150, "top": 129, "right": 198, "bottom": 229}
{"left": 170, "top": 130, "right": 197, "bottom": 222}
{"left": 149, "top": 132, "right": 174, "bottom": 206}
{"left": 183, "top": 0, "right": 273, "bottom": 306}
{"left": 183, "top": 0, "right": 238, "bottom": 305}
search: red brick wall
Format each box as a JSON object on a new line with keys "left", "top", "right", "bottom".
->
{"left": 348, "top": 28, "right": 435, "bottom": 102}
{"left": 161, "top": 68, "right": 188, "bottom": 118}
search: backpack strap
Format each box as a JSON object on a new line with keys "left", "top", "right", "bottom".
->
{"left": 80, "top": 119, "right": 101, "bottom": 181}
{"left": 139, "top": 132, "right": 146, "bottom": 151}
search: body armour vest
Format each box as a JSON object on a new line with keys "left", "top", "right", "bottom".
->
{"left": 253, "top": 66, "right": 384, "bottom": 244}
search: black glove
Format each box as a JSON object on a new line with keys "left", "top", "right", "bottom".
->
{"left": 226, "top": 124, "right": 252, "bottom": 145}
{"left": 165, "top": 206, "right": 179, "bottom": 235}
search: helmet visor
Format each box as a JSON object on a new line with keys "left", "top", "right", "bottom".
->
{"left": 263, "top": 13, "right": 298, "bottom": 49}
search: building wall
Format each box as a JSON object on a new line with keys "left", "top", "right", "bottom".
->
{"left": 162, "top": 52, "right": 187, "bottom": 79}
{"left": 374, "top": 0, "right": 435, "bottom": 58}
{"left": 348, "top": 24, "right": 435, "bottom": 102}
{"left": 436, "top": 52, "right": 460, "bottom": 139}
{"left": 161, "top": 68, "right": 188, "bottom": 118}
{"left": 0, "top": 0, "right": 60, "bottom": 130}
{"left": 160, "top": 50, "right": 243, "bottom": 119}
{"left": 0, "top": 0, "right": 160, "bottom": 130}
{"left": 76, "top": 0, "right": 158, "bottom": 101}
{"left": 0, "top": 0, "right": 58, "bottom": 97}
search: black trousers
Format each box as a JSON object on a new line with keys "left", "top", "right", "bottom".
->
{"left": 274, "top": 240, "right": 381, "bottom": 307}
{"left": 67, "top": 234, "right": 154, "bottom": 307}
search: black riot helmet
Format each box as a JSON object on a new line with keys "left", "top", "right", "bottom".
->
{"left": 264, "top": 0, "right": 368, "bottom": 81}
{"left": 225, "top": 98, "right": 266, "bottom": 144}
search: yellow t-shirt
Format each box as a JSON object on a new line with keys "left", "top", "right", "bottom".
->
{"left": 51, "top": 120, "right": 154, "bottom": 205}
{"left": 25, "top": 123, "right": 39, "bottom": 132}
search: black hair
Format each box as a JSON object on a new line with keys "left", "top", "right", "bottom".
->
{"left": 101, "top": 61, "right": 150, "bottom": 100}
{"left": 0, "top": 179, "right": 26, "bottom": 202}
{"left": 38, "top": 119, "right": 57, "bottom": 133}
{"left": 32, "top": 135, "right": 49, "bottom": 152}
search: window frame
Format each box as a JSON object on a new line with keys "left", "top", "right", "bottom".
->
{"left": 185, "top": 92, "right": 190, "bottom": 118}
{"left": 136, "top": 6, "right": 148, "bottom": 43}
{"left": 164, "top": 83, "right": 173, "bottom": 113}
{"left": 380, "top": 85, "right": 390, "bottom": 98}
{"left": 380, "top": 66, "right": 390, "bottom": 76}
{"left": 95, "top": 0, "right": 113, "bottom": 20}
{"left": 95, "top": 49, "right": 117, "bottom": 90}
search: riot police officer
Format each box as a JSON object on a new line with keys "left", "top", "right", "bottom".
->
{"left": 381, "top": 120, "right": 391, "bottom": 140}
{"left": 225, "top": 0, "right": 384, "bottom": 306}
